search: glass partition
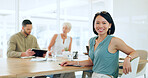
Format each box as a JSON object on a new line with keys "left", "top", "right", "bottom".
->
{"left": 0, "top": 0, "right": 15, "bottom": 57}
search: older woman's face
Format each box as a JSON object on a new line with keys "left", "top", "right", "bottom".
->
{"left": 63, "top": 25, "right": 70, "bottom": 34}
{"left": 94, "top": 15, "right": 111, "bottom": 35}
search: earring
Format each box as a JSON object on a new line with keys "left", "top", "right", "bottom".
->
{"left": 109, "top": 28, "right": 111, "bottom": 35}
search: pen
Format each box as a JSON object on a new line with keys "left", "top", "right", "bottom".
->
{"left": 59, "top": 63, "right": 82, "bottom": 67}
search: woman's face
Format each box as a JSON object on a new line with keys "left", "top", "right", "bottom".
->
{"left": 63, "top": 25, "right": 70, "bottom": 34}
{"left": 94, "top": 15, "right": 111, "bottom": 35}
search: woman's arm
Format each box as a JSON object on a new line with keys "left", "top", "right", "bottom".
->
{"left": 48, "top": 34, "right": 58, "bottom": 51}
{"left": 112, "top": 37, "right": 138, "bottom": 74}
{"left": 61, "top": 38, "right": 93, "bottom": 67}
{"left": 61, "top": 57, "right": 93, "bottom": 67}
{"left": 114, "top": 37, "right": 138, "bottom": 60}
{"left": 68, "top": 37, "right": 72, "bottom": 51}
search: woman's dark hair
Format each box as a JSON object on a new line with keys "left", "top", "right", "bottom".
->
{"left": 22, "top": 19, "right": 32, "bottom": 27}
{"left": 93, "top": 11, "right": 115, "bottom": 35}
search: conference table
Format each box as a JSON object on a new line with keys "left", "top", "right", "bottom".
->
{"left": 0, "top": 55, "right": 91, "bottom": 78}
{"left": 0, "top": 55, "right": 147, "bottom": 78}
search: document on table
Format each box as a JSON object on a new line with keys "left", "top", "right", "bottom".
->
{"left": 21, "top": 56, "right": 35, "bottom": 59}
{"left": 30, "top": 58, "right": 47, "bottom": 61}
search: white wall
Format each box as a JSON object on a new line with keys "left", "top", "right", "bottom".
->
{"left": 113, "top": 0, "right": 148, "bottom": 52}
{"left": 113, "top": 1, "right": 148, "bottom": 77}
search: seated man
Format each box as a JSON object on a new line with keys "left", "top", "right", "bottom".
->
{"left": 7, "top": 19, "right": 40, "bottom": 58}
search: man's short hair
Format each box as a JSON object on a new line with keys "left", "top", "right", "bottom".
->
{"left": 22, "top": 19, "right": 32, "bottom": 27}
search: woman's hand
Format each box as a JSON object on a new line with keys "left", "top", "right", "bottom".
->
{"left": 123, "top": 57, "right": 132, "bottom": 74}
{"left": 48, "top": 51, "right": 53, "bottom": 56}
{"left": 49, "top": 52, "right": 52, "bottom": 56}
{"left": 62, "top": 49, "right": 65, "bottom": 52}
{"left": 61, "top": 61, "right": 76, "bottom": 66}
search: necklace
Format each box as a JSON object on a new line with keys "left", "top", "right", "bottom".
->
{"left": 62, "top": 35, "right": 67, "bottom": 39}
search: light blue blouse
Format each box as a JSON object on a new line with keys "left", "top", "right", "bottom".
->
{"left": 89, "top": 35, "right": 119, "bottom": 78}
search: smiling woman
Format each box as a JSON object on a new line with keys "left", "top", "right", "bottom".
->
{"left": 93, "top": 11, "right": 115, "bottom": 35}
{"left": 60, "top": 11, "right": 138, "bottom": 78}
{"left": 0, "top": 0, "right": 148, "bottom": 78}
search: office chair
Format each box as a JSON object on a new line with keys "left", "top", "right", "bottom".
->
{"left": 136, "top": 50, "right": 147, "bottom": 78}
{"left": 119, "top": 57, "right": 140, "bottom": 78}
{"left": 82, "top": 46, "right": 92, "bottom": 78}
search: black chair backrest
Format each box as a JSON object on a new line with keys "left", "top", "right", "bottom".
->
{"left": 86, "top": 46, "right": 89, "bottom": 53}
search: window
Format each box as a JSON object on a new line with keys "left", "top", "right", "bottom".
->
{"left": 0, "top": 0, "right": 15, "bottom": 57}
{"left": 60, "top": 0, "right": 91, "bottom": 53}
{"left": 19, "top": 0, "right": 57, "bottom": 49}
{"left": 0, "top": 0, "right": 113, "bottom": 57}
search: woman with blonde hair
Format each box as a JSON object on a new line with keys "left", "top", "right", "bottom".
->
{"left": 48, "top": 22, "right": 75, "bottom": 78}
{"left": 48, "top": 22, "right": 72, "bottom": 55}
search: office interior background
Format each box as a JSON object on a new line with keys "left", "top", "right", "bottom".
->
{"left": 0, "top": 0, "right": 148, "bottom": 59}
